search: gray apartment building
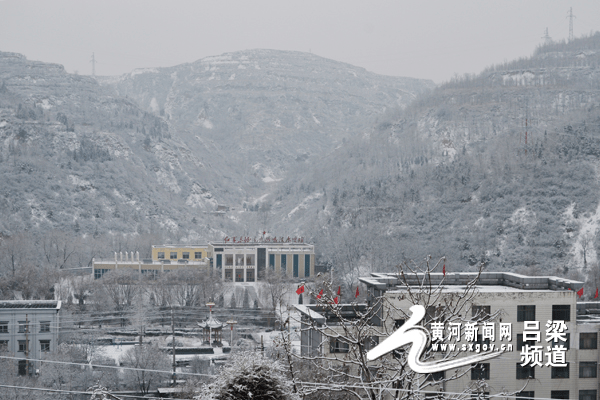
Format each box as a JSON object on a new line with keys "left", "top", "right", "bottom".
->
{"left": 298, "top": 272, "right": 600, "bottom": 399}
{"left": 0, "top": 300, "right": 62, "bottom": 375}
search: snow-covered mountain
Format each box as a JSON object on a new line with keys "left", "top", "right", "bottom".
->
{"left": 270, "top": 34, "right": 600, "bottom": 288}
{"left": 0, "top": 49, "right": 433, "bottom": 244}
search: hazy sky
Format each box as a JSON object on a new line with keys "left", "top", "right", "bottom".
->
{"left": 1, "top": 0, "right": 599, "bottom": 83}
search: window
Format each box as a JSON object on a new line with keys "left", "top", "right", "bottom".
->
{"left": 579, "top": 362, "right": 597, "bottom": 378}
{"left": 516, "top": 363, "right": 535, "bottom": 379}
{"left": 182, "top": 252, "right": 189, "bottom": 259}
{"left": 269, "top": 254, "right": 275, "bottom": 269}
{"left": 551, "top": 363, "right": 569, "bottom": 378}
{"left": 94, "top": 268, "right": 110, "bottom": 279}
{"left": 281, "top": 255, "right": 287, "bottom": 272}
{"left": 225, "top": 255, "right": 233, "bottom": 266}
{"left": 550, "top": 333, "right": 569, "bottom": 349}
{"left": 517, "top": 305, "right": 535, "bottom": 322}
{"left": 0, "top": 340, "right": 7, "bottom": 350}
{"left": 580, "top": 332, "right": 598, "bottom": 349}
{"left": 18, "top": 340, "right": 28, "bottom": 352}
{"left": 330, "top": 338, "right": 349, "bottom": 353}
{"left": 472, "top": 305, "right": 491, "bottom": 321}
{"left": 305, "top": 254, "right": 310, "bottom": 277}
{"left": 195, "top": 252, "right": 202, "bottom": 259}
{"left": 0, "top": 321, "right": 8, "bottom": 334}
{"left": 224, "top": 269, "right": 233, "bottom": 281}
{"left": 516, "top": 334, "right": 536, "bottom": 351}
{"left": 516, "top": 392, "right": 535, "bottom": 399}
{"left": 236, "top": 254, "right": 244, "bottom": 266}
{"left": 40, "top": 340, "right": 50, "bottom": 352}
{"left": 551, "top": 391, "right": 569, "bottom": 399}
{"left": 170, "top": 252, "right": 177, "bottom": 259}
{"left": 246, "top": 269, "right": 255, "bottom": 282}
{"left": 426, "top": 371, "right": 445, "bottom": 382}
{"left": 293, "top": 254, "right": 299, "bottom": 277}
{"left": 580, "top": 390, "right": 597, "bottom": 400}
{"left": 39, "top": 321, "right": 50, "bottom": 333}
{"left": 235, "top": 269, "right": 244, "bottom": 282}
{"left": 552, "top": 305, "right": 570, "bottom": 321}
{"left": 471, "top": 363, "right": 490, "bottom": 380}
{"left": 157, "top": 252, "right": 165, "bottom": 259}
{"left": 18, "top": 322, "right": 28, "bottom": 333}
{"left": 246, "top": 254, "right": 255, "bottom": 266}
{"left": 363, "top": 336, "right": 380, "bottom": 352}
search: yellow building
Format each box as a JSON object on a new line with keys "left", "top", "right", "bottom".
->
{"left": 92, "top": 240, "right": 315, "bottom": 283}
{"left": 151, "top": 244, "right": 210, "bottom": 262}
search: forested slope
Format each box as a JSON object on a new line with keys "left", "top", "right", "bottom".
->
{"left": 274, "top": 34, "right": 600, "bottom": 288}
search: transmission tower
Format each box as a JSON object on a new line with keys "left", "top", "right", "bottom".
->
{"left": 567, "top": 7, "right": 575, "bottom": 42}
{"left": 542, "top": 28, "right": 552, "bottom": 45}
{"left": 90, "top": 53, "right": 96, "bottom": 77}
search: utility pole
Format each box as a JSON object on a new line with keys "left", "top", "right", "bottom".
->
{"left": 171, "top": 308, "right": 176, "bottom": 386}
{"left": 25, "top": 314, "right": 29, "bottom": 376}
{"left": 525, "top": 102, "right": 528, "bottom": 156}
{"left": 90, "top": 53, "right": 96, "bottom": 77}
{"left": 568, "top": 8, "right": 575, "bottom": 42}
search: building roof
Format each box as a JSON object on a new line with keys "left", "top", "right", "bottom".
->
{"left": 152, "top": 244, "right": 208, "bottom": 248}
{"left": 198, "top": 313, "right": 224, "bottom": 329}
{"left": 0, "top": 300, "right": 61, "bottom": 310}
{"left": 359, "top": 271, "right": 583, "bottom": 292}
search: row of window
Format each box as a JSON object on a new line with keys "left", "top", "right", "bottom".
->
{"left": 0, "top": 321, "right": 51, "bottom": 334}
{"left": 470, "top": 361, "right": 598, "bottom": 380}
{"left": 0, "top": 339, "right": 50, "bottom": 352}
{"left": 224, "top": 269, "right": 256, "bottom": 282}
{"left": 516, "top": 304, "right": 570, "bottom": 321}
{"left": 471, "top": 304, "right": 572, "bottom": 322}
{"left": 157, "top": 251, "right": 204, "bottom": 260}
{"left": 224, "top": 254, "right": 255, "bottom": 267}
{"left": 514, "top": 390, "right": 595, "bottom": 400}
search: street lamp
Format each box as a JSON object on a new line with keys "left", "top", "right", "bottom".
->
{"left": 206, "top": 301, "right": 215, "bottom": 345}
{"left": 226, "top": 319, "right": 237, "bottom": 346}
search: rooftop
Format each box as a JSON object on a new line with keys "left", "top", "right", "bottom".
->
{"left": 359, "top": 271, "right": 583, "bottom": 292}
{"left": 0, "top": 300, "right": 61, "bottom": 310}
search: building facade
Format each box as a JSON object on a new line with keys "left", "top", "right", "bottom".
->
{"left": 208, "top": 241, "right": 315, "bottom": 283}
{"left": 92, "top": 241, "right": 315, "bottom": 283}
{"left": 92, "top": 245, "right": 210, "bottom": 279}
{"left": 0, "top": 301, "right": 62, "bottom": 375}
{"left": 298, "top": 272, "right": 600, "bottom": 399}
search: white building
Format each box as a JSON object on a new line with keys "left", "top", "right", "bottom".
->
{"left": 299, "top": 272, "right": 600, "bottom": 399}
{"left": 208, "top": 241, "right": 315, "bottom": 283}
{"left": 0, "top": 300, "right": 61, "bottom": 376}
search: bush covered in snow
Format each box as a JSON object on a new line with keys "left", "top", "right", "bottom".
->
{"left": 197, "top": 351, "right": 298, "bottom": 400}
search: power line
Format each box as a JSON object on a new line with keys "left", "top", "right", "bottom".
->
{"left": 0, "top": 355, "right": 216, "bottom": 378}
{"left": 0, "top": 383, "right": 194, "bottom": 400}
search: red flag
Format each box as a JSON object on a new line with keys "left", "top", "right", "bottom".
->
{"left": 334, "top": 296, "right": 339, "bottom": 304}
{"left": 337, "top": 286, "right": 341, "bottom": 295}
{"left": 577, "top": 287, "right": 584, "bottom": 298}
{"left": 317, "top": 289, "right": 323, "bottom": 299}
{"left": 595, "top": 288, "right": 599, "bottom": 299}
{"left": 443, "top": 263, "right": 446, "bottom": 276}
{"left": 355, "top": 286, "right": 359, "bottom": 298}
{"left": 296, "top": 285, "right": 305, "bottom": 295}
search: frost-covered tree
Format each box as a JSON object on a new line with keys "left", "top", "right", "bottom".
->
{"left": 197, "top": 351, "right": 299, "bottom": 400}
{"left": 289, "top": 257, "right": 519, "bottom": 400}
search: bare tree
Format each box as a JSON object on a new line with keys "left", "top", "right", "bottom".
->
{"left": 122, "top": 343, "right": 171, "bottom": 394}
{"left": 290, "top": 257, "right": 518, "bottom": 400}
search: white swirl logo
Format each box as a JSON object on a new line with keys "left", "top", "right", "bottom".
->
{"left": 367, "top": 305, "right": 503, "bottom": 373}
